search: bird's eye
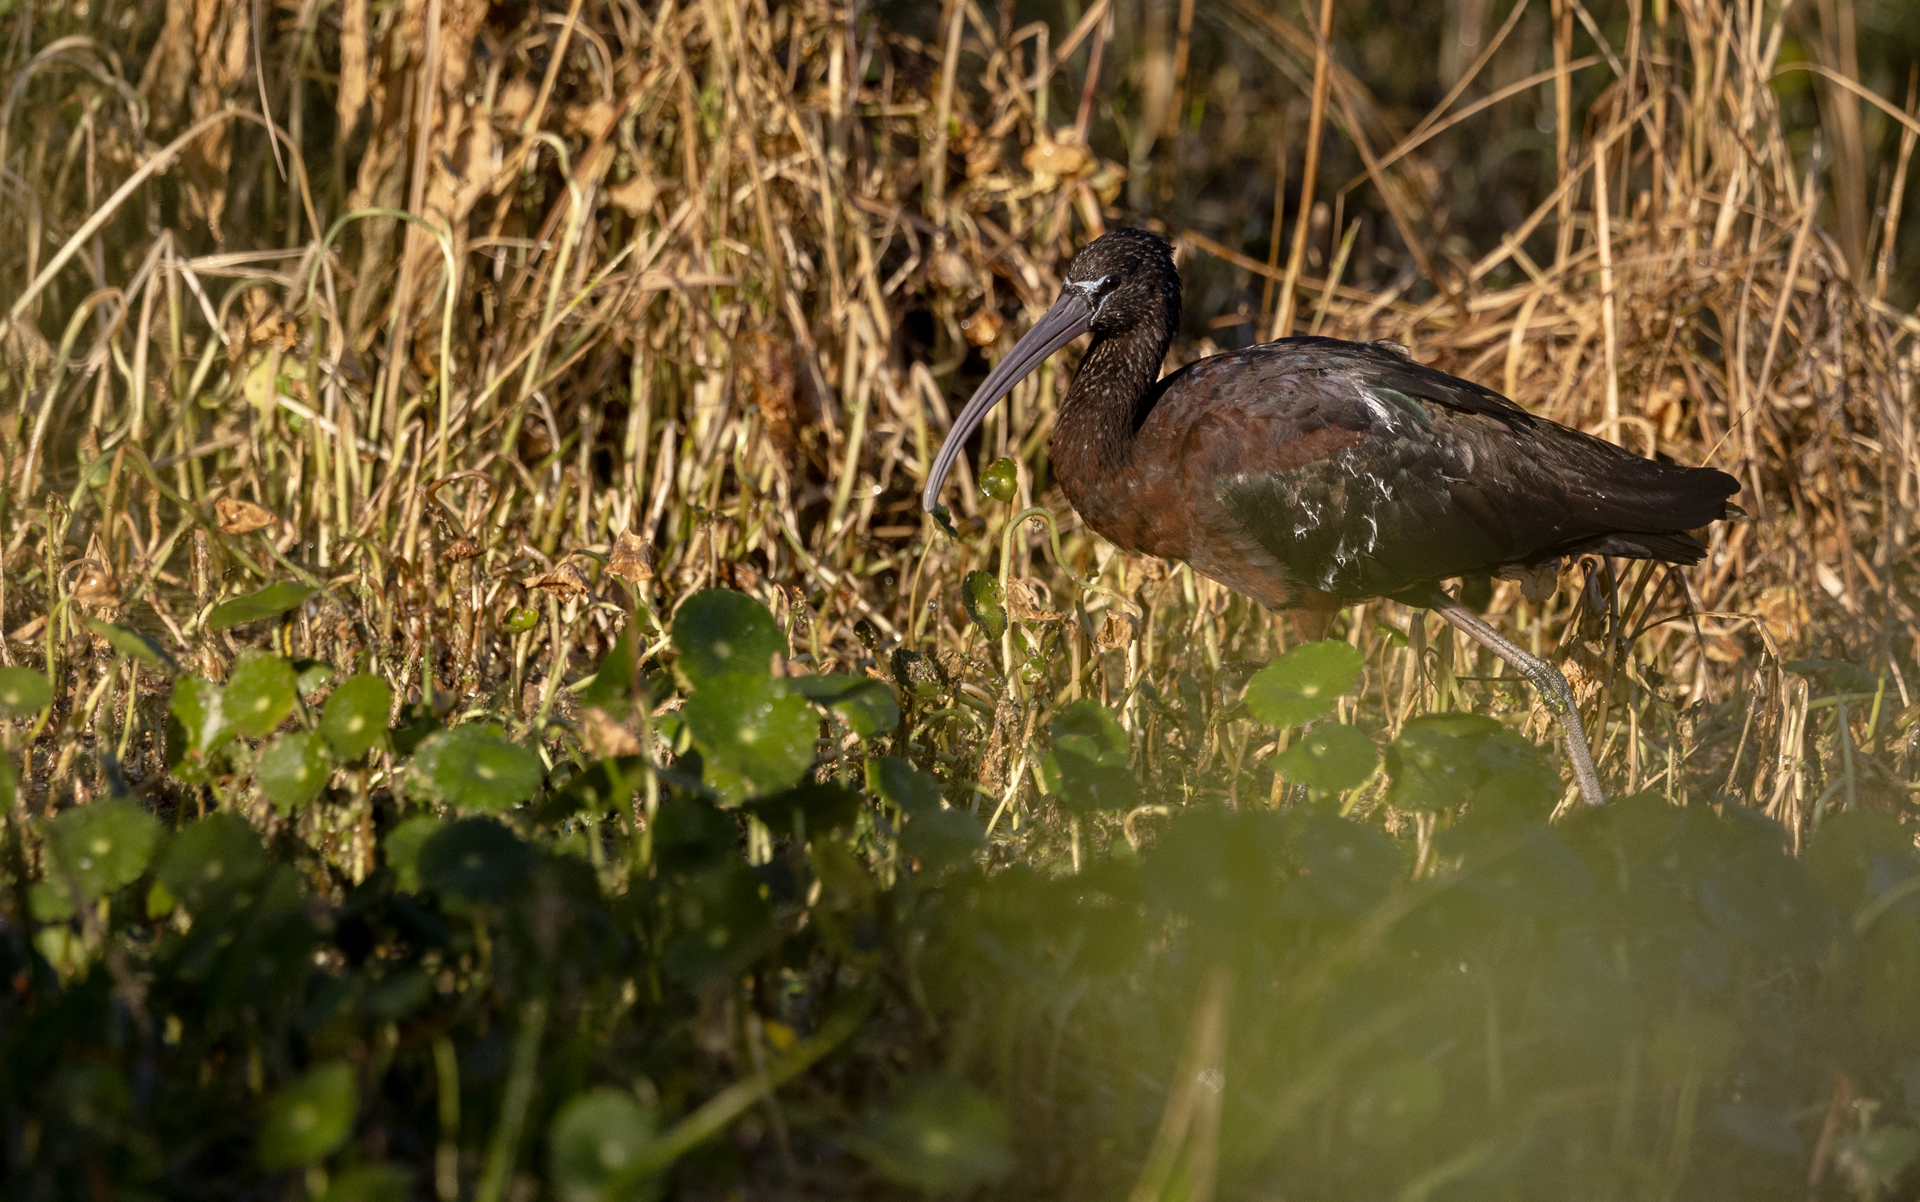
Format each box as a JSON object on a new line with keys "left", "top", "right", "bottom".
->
{"left": 1071, "top": 274, "right": 1115, "bottom": 306}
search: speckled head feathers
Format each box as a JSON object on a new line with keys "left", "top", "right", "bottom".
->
{"left": 1064, "top": 228, "right": 1182, "bottom": 338}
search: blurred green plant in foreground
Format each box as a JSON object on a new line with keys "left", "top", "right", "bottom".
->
{"left": 5, "top": 588, "right": 1920, "bottom": 1200}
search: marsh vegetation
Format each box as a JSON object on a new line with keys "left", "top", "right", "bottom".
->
{"left": 3, "top": 0, "right": 1920, "bottom": 1197}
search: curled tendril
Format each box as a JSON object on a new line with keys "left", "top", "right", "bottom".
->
{"left": 998, "top": 504, "right": 1138, "bottom": 618}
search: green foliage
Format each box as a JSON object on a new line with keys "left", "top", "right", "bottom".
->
{"left": 961, "top": 570, "right": 1006, "bottom": 640}
{"left": 208, "top": 581, "right": 318, "bottom": 631}
{"left": 549, "top": 1089, "right": 662, "bottom": 1202}
{"left": 2, "top": 495, "right": 1911, "bottom": 1202}
{"left": 684, "top": 674, "right": 816, "bottom": 803}
{"left": 672, "top": 589, "right": 784, "bottom": 684}
{"left": 1387, "top": 713, "right": 1558, "bottom": 813}
{"left": 418, "top": 818, "right": 534, "bottom": 906}
{"left": 257, "top": 1062, "right": 356, "bottom": 1169}
{"left": 381, "top": 816, "right": 442, "bottom": 893}
{"left": 412, "top": 725, "right": 545, "bottom": 810}
{"left": 34, "top": 799, "right": 163, "bottom": 918}
{"left": 784, "top": 673, "right": 900, "bottom": 737}
{"left": 168, "top": 674, "right": 228, "bottom": 760}
{"left": 1244, "top": 640, "right": 1364, "bottom": 728}
{"left": 224, "top": 651, "right": 297, "bottom": 738}
{"left": 315, "top": 1165, "right": 411, "bottom": 1202}
{"left": 0, "top": 666, "right": 52, "bottom": 717}
{"left": 15, "top": 634, "right": 1920, "bottom": 1202}
{"left": 1834, "top": 1126, "right": 1920, "bottom": 1192}
{"left": 83, "top": 617, "right": 177, "bottom": 670}
{"left": 580, "top": 623, "right": 640, "bottom": 716}
{"left": 156, "top": 812, "right": 269, "bottom": 912}
{"left": 1274, "top": 722, "right": 1379, "bottom": 792}
{"left": 744, "top": 780, "right": 864, "bottom": 837}
{"left": 856, "top": 1074, "right": 1014, "bottom": 1192}
{"left": 869, "top": 754, "right": 982, "bottom": 868}
{"left": 258, "top": 731, "right": 330, "bottom": 814}
{"left": 977, "top": 456, "right": 1019, "bottom": 502}
{"left": 1784, "top": 657, "right": 1880, "bottom": 695}
{"left": 868, "top": 754, "right": 941, "bottom": 814}
{"left": 292, "top": 658, "right": 334, "bottom": 696}
{"left": 319, "top": 673, "right": 393, "bottom": 761}
{"left": 502, "top": 605, "right": 540, "bottom": 633}
{"left": 1041, "top": 700, "right": 1138, "bottom": 813}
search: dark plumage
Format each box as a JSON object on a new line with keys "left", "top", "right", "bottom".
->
{"left": 922, "top": 228, "right": 1742, "bottom": 805}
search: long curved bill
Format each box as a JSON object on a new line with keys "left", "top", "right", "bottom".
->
{"left": 921, "top": 290, "right": 1092, "bottom": 514}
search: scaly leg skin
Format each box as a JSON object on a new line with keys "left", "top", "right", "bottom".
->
{"left": 1416, "top": 584, "right": 1608, "bottom": 807}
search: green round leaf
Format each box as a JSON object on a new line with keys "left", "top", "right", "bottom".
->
{"left": 157, "top": 814, "right": 270, "bottom": 912}
{"left": 389, "top": 701, "right": 443, "bottom": 757}
{"left": 257, "top": 1062, "right": 357, "bottom": 1170}
{"left": 502, "top": 605, "right": 541, "bottom": 634}
{"left": 672, "top": 589, "right": 784, "bottom": 685}
{"left": 744, "top": 781, "right": 864, "bottom": 837}
{"left": 381, "top": 816, "right": 443, "bottom": 893}
{"left": 856, "top": 1074, "right": 1013, "bottom": 1193}
{"left": 1273, "top": 722, "right": 1379, "bottom": 792}
{"left": 662, "top": 862, "right": 776, "bottom": 983}
{"left": 208, "top": 581, "right": 317, "bottom": 632}
{"left": 0, "top": 667, "right": 53, "bottom": 718}
{"left": 1046, "top": 700, "right": 1137, "bottom": 813}
{"left": 259, "top": 732, "right": 331, "bottom": 815}
{"left": 414, "top": 725, "right": 545, "bottom": 811}
{"left": 224, "top": 652, "right": 298, "bottom": 739}
{"left": 978, "top": 456, "right": 1019, "bottom": 502}
{"left": 1244, "top": 640, "right": 1365, "bottom": 728}
{"left": 683, "top": 673, "right": 817, "bottom": 802}
{"left": 319, "top": 673, "right": 393, "bottom": 761}
{"left": 1383, "top": 713, "right": 1556, "bottom": 813}
{"left": 83, "top": 618, "right": 177, "bottom": 671}
{"left": 1386, "top": 716, "right": 1494, "bottom": 811}
{"left": 549, "top": 1088, "right": 663, "bottom": 1202}
{"left": 785, "top": 674, "right": 900, "bottom": 737}
{"left": 866, "top": 755, "right": 943, "bottom": 816}
{"left": 544, "top": 757, "right": 646, "bottom": 822}
{"left": 29, "top": 881, "right": 75, "bottom": 922}
{"left": 651, "top": 796, "right": 742, "bottom": 873}
{"left": 292, "top": 658, "right": 334, "bottom": 696}
{"left": 899, "top": 806, "right": 986, "bottom": 869}
{"left": 961, "top": 570, "right": 1006, "bottom": 641}
{"left": 45, "top": 799, "right": 163, "bottom": 901}
{"left": 168, "top": 675, "right": 229, "bottom": 753}
{"left": 418, "top": 818, "right": 534, "bottom": 906}
{"left": 1051, "top": 700, "right": 1128, "bottom": 767}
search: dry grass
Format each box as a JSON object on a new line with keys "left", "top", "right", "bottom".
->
{"left": 1, "top": 0, "right": 1917, "bottom": 842}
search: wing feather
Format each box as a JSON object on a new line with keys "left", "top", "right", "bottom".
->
{"left": 1147, "top": 338, "right": 1740, "bottom": 599}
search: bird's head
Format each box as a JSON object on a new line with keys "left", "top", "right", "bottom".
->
{"left": 1062, "top": 227, "right": 1182, "bottom": 338}
{"left": 921, "top": 229, "right": 1182, "bottom": 516}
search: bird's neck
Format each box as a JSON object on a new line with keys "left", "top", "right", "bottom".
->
{"left": 1052, "top": 318, "right": 1173, "bottom": 481}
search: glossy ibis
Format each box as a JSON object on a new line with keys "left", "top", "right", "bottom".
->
{"left": 922, "top": 229, "right": 1742, "bottom": 807}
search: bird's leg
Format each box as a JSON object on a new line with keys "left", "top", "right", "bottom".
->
{"left": 1415, "top": 584, "right": 1607, "bottom": 807}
